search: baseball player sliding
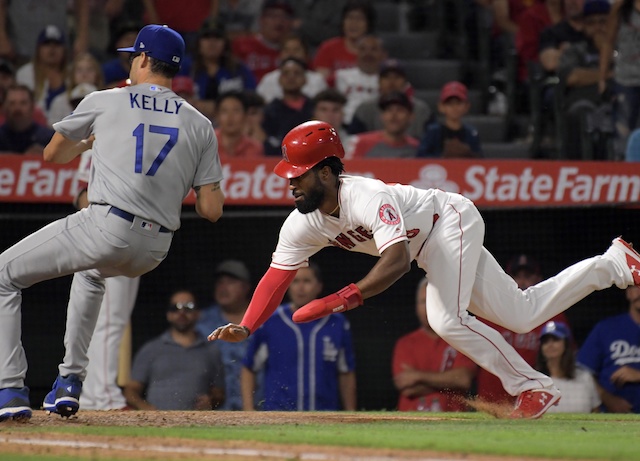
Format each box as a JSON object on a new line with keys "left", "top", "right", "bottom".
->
{"left": 0, "top": 24, "right": 224, "bottom": 422}
{"left": 210, "top": 120, "right": 640, "bottom": 419}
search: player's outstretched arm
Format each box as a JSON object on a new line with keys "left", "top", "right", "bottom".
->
{"left": 293, "top": 241, "right": 411, "bottom": 323}
{"left": 194, "top": 182, "right": 224, "bottom": 223}
{"left": 43, "top": 132, "right": 94, "bottom": 163}
{"left": 209, "top": 267, "right": 297, "bottom": 342}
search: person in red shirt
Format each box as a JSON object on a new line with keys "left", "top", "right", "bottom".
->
{"left": 214, "top": 91, "right": 265, "bottom": 159}
{"left": 232, "top": 0, "right": 295, "bottom": 82}
{"left": 312, "top": 0, "right": 375, "bottom": 85}
{"left": 393, "top": 278, "right": 478, "bottom": 412}
{"left": 475, "top": 254, "right": 572, "bottom": 404}
{"left": 347, "top": 91, "right": 418, "bottom": 158}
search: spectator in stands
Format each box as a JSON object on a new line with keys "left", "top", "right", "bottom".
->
{"left": 313, "top": 89, "right": 350, "bottom": 145}
{"left": 349, "top": 59, "right": 432, "bottom": 139}
{"left": 475, "top": 254, "right": 571, "bottom": 404}
{"left": 172, "top": 75, "right": 198, "bottom": 105}
{"left": 293, "top": 0, "right": 347, "bottom": 51}
{"left": 598, "top": 0, "right": 640, "bottom": 159}
{"left": 347, "top": 91, "right": 418, "bottom": 158}
{"left": 16, "top": 25, "right": 68, "bottom": 117}
{"left": 313, "top": 0, "right": 375, "bottom": 84}
{"left": 335, "top": 35, "right": 386, "bottom": 125}
{"left": 191, "top": 22, "right": 257, "bottom": 121}
{"left": 102, "top": 22, "right": 141, "bottom": 88}
{"left": 241, "top": 263, "right": 357, "bottom": 411}
{"left": 0, "top": 59, "right": 48, "bottom": 127}
{"left": 257, "top": 34, "right": 327, "bottom": 104}
{"left": 215, "top": 0, "right": 264, "bottom": 40}
{"left": 0, "top": 1, "right": 89, "bottom": 65}
{"left": 516, "top": 0, "right": 564, "bottom": 82}
{"left": 393, "top": 278, "right": 477, "bottom": 412}
{"left": 196, "top": 260, "right": 259, "bottom": 410}
{"left": 577, "top": 285, "right": 640, "bottom": 413}
{"left": 539, "top": 0, "right": 587, "bottom": 76}
{"left": 417, "top": 81, "right": 482, "bottom": 158}
{"left": 243, "top": 90, "right": 268, "bottom": 145}
{"left": 141, "top": 0, "right": 216, "bottom": 53}
{"left": 48, "top": 53, "right": 104, "bottom": 126}
{"left": 124, "top": 289, "right": 226, "bottom": 410}
{"left": 214, "top": 91, "right": 265, "bottom": 159}
{"left": 262, "top": 57, "right": 314, "bottom": 155}
{"left": 0, "top": 85, "right": 54, "bottom": 154}
{"left": 535, "top": 320, "right": 601, "bottom": 413}
{"left": 232, "top": 0, "right": 295, "bottom": 82}
{"left": 557, "top": 0, "right": 611, "bottom": 159}
{"left": 625, "top": 128, "right": 640, "bottom": 161}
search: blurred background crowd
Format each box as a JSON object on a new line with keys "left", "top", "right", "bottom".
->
{"left": 2, "top": 0, "right": 640, "bottom": 161}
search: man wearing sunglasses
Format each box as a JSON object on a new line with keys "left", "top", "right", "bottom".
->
{"left": 124, "top": 290, "right": 225, "bottom": 410}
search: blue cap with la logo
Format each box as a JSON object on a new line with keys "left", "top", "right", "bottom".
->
{"left": 118, "top": 24, "right": 184, "bottom": 67}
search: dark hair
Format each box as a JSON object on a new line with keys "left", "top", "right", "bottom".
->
{"left": 149, "top": 57, "right": 180, "bottom": 78}
{"left": 313, "top": 88, "right": 347, "bottom": 107}
{"left": 283, "top": 33, "right": 310, "bottom": 57}
{"left": 620, "top": 0, "right": 635, "bottom": 23}
{"left": 313, "top": 156, "right": 345, "bottom": 177}
{"left": 305, "top": 261, "right": 323, "bottom": 284}
{"left": 216, "top": 90, "right": 248, "bottom": 111}
{"left": 5, "top": 84, "right": 34, "bottom": 104}
{"left": 279, "top": 56, "right": 307, "bottom": 71}
{"left": 243, "top": 90, "right": 266, "bottom": 109}
{"left": 535, "top": 337, "right": 576, "bottom": 380}
{"left": 341, "top": 0, "right": 376, "bottom": 35}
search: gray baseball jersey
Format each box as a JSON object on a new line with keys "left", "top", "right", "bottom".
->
{"left": 54, "top": 83, "right": 223, "bottom": 231}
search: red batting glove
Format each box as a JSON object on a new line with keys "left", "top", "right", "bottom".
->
{"left": 292, "top": 283, "right": 363, "bottom": 323}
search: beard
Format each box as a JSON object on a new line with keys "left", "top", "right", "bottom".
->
{"left": 295, "top": 183, "right": 325, "bottom": 214}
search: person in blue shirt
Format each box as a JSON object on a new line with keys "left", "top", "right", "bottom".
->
{"left": 241, "top": 262, "right": 357, "bottom": 411}
{"left": 577, "top": 285, "right": 640, "bottom": 413}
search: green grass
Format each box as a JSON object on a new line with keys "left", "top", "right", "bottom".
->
{"left": 3, "top": 412, "right": 640, "bottom": 460}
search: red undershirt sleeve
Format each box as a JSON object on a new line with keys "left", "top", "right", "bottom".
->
{"left": 240, "top": 267, "right": 297, "bottom": 333}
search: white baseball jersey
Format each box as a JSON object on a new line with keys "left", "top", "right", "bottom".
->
{"left": 54, "top": 83, "right": 223, "bottom": 231}
{"left": 270, "top": 175, "right": 633, "bottom": 399}
{"left": 271, "top": 175, "right": 444, "bottom": 270}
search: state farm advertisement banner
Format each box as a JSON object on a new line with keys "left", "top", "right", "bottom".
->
{"left": 1, "top": 155, "right": 639, "bottom": 208}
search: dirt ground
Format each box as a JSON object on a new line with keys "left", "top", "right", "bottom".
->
{"left": 0, "top": 411, "right": 574, "bottom": 461}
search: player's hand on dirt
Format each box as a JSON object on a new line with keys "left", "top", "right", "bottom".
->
{"left": 208, "top": 323, "right": 250, "bottom": 342}
{"left": 293, "top": 284, "right": 362, "bottom": 323}
{"left": 610, "top": 366, "right": 640, "bottom": 386}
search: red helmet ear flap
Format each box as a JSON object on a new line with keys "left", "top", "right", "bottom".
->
{"left": 274, "top": 121, "right": 345, "bottom": 179}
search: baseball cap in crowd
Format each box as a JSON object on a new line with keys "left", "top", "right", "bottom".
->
{"left": 37, "top": 25, "right": 65, "bottom": 46}
{"left": 172, "top": 76, "right": 195, "bottom": 96}
{"left": 379, "top": 91, "right": 413, "bottom": 111}
{"left": 70, "top": 83, "right": 97, "bottom": 104}
{"left": 379, "top": 59, "right": 407, "bottom": 78}
{"left": 440, "top": 81, "right": 468, "bottom": 103}
{"left": 583, "top": 0, "right": 611, "bottom": 16}
{"left": 117, "top": 24, "right": 185, "bottom": 67}
{"left": 215, "top": 260, "right": 251, "bottom": 283}
{"left": 0, "top": 59, "right": 14, "bottom": 76}
{"left": 262, "top": 0, "right": 295, "bottom": 16}
{"left": 506, "top": 254, "right": 541, "bottom": 276}
{"left": 540, "top": 321, "right": 571, "bottom": 340}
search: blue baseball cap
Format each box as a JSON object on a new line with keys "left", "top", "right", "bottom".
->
{"left": 540, "top": 321, "right": 571, "bottom": 340}
{"left": 117, "top": 24, "right": 184, "bottom": 67}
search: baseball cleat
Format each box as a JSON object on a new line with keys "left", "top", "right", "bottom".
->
{"left": 43, "top": 374, "right": 82, "bottom": 417}
{"left": 611, "top": 237, "right": 640, "bottom": 286}
{"left": 0, "top": 387, "right": 32, "bottom": 422}
{"left": 509, "top": 386, "right": 561, "bottom": 419}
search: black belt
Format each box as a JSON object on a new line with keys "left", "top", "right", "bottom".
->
{"left": 109, "top": 206, "right": 171, "bottom": 233}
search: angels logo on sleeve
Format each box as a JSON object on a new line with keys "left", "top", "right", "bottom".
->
{"left": 379, "top": 204, "right": 400, "bottom": 225}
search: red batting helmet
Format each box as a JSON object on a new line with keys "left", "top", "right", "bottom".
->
{"left": 274, "top": 120, "right": 345, "bottom": 179}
